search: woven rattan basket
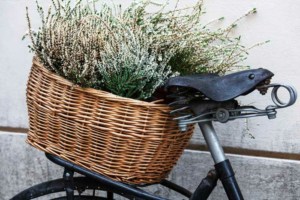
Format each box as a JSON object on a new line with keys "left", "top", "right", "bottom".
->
{"left": 26, "top": 58, "right": 194, "bottom": 184}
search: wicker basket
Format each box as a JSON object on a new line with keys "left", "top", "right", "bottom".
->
{"left": 26, "top": 58, "right": 194, "bottom": 184}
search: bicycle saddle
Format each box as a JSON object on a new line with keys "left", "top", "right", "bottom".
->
{"left": 164, "top": 68, "right": 274, "bottom": 102}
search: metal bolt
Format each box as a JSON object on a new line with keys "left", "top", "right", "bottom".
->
{"left": 268, "top": 113, "right": 276, "bottom": 119}
{"left": 249, "top": 74, "right": 255, "bottom": 80}
{"left": 180, "top": 126, "right": 187, "bottom": 132}
{"left": 216, "top": 108, "right": 229, "bottom": 123}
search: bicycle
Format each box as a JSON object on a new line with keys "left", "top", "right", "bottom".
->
{"left": 10, "top": 68, "right": 297, "bottom": 200}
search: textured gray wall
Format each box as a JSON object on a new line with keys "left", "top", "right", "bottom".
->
{"left": 2, "top": 133, "right": 300, "bottom": 199}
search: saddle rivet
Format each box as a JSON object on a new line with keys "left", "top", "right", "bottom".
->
{"left": 249, "top": 74, "right": 255, "bottom": 80}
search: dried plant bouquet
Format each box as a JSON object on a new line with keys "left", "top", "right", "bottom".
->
{"left": 25, "top": 0, "right": 260, "bottom": 100}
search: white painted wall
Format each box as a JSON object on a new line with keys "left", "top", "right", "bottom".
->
{"left": 0, "top": 0, "right": 299, "bottom": 153}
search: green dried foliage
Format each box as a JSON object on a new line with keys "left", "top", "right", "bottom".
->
{"left": 25, "top": 0, "right": 262, "bottom": 100}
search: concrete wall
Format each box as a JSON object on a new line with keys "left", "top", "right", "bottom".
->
{"left": 1, "top": 0, "right": 300, "bottom": 199}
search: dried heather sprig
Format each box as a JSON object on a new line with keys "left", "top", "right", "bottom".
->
{"left": 25, "top": 0, "right": 262, "bottom": 100}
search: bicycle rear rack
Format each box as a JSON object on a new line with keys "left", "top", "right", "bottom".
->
{"left": 46, "top": 153, "right": 193, "bottom": 200}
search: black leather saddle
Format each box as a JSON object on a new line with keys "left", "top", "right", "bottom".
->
{"left": 164, "top": 68, "right": 274, "bottom": 102}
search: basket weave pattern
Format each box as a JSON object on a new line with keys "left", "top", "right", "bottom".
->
{"left": 26, "top": 59, "right": 194, "bottom": 184}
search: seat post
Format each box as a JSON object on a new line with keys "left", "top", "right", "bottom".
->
{"left": 198, "top": 121, "right": 226, "bottom": 164}
{"left": 198, "top": 121, "right": 244, "bottom": 200}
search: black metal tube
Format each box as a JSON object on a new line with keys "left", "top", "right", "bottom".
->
{"left": 189, "top": 170, "right": 218, "bottom": 200}
{"left": 215, "top": 159, "right": 244, "bottom": 200}
{"left": 63, "top": 168, "right": 75, "bottom": 200}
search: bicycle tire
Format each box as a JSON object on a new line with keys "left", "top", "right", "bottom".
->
{"left": 10, "top": 177, "right": 133, "bottom": 200}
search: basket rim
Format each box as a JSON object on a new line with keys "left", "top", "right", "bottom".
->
{"left": 32, "top": 57, "right": 172, "bottom": 111}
